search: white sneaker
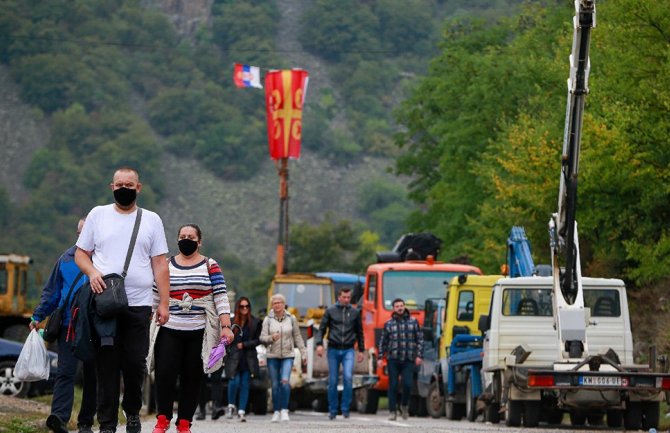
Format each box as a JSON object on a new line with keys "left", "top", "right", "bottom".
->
{"left": 280, "top": 409, "right": 290, "bottom": 422}
{"left": 238, "top": 410, "right": 246, "bottom": 422}
{"left": 226, "top": 404, "right": 235, "bottom": 419}
{"left": 271, "top": 411, "right": 280, "bottom": 422}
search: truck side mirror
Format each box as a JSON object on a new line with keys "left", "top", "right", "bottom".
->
{"left": 478, "top": 314, "right": 490, "bottom": 335}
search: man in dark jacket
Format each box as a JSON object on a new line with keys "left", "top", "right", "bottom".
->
{"left": 378, "top": 298, "right": 423, "bottom": 421}
{"left": 316, "top": 288, "right": 364, "bottom": 420}
{"left": 31, "top": 218, "right": 97, "bottom": 433}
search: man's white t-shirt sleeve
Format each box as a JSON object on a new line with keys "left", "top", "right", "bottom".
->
{"left": 149, "top": 213, "right": 169, "bottom": 258}
{"left": 76, "top": 205, "right": 101, "bottom": 252}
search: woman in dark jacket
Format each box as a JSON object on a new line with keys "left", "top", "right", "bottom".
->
{"left": 224, "top": 297, "right": 261, "bottom": 422}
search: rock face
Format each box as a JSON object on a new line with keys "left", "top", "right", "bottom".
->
{"left": 143, "top": 0, "right": 213, "bottom": 36}
{"left": 0, "top": 66, "right": 50, "bottom": 205}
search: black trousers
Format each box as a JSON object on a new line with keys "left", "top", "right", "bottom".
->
{"left": 51, "top": 329, "right": 96, "bottom": 425}
{"left": 96, "top": 306, "right": 151, "bottom": 431}
{"left": 154, "top": 327, "right": 205, "bottom": 422}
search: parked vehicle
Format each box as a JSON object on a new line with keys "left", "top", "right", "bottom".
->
{"left": 0, "top": 336, "right": 58, "bottom": 397}
{"left": 356, "top": 234, "right": 482, "bottom": 414}
{"left": 0, "top": 254, "right": 35, "bottom": 342}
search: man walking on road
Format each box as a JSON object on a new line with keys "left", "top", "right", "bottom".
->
{"left": 75, "top": 167, "right": 170, "bottom": 433}
{"left": 315, "top": 288, "right": 364, "bottom": 420}
{"left": 32, "top": 218, "right": 97, "bottom": 433}
{"left": 378, "top": 298, "right": 423, "bottom": 421}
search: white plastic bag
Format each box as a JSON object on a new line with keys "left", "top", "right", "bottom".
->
{"left": 14, "top": 329, "right": 50, "bottom": 381}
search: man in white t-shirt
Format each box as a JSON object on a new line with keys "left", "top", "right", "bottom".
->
{"left": 75, "top": 167, "right": 170, "bottom": 433}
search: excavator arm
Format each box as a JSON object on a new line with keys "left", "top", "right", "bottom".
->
{"left": 549, "top": 0, "right": 596, "bottom": 360}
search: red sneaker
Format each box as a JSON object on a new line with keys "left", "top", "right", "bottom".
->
{"left": 176, "top": 419, "right": 191, "bottom": 433}
{"left": 152, "top": 415, "right": 170, "bottom": 433}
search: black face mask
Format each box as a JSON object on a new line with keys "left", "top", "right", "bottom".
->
{"left": 113, "top": 187, "right": 137, "bottom": 207}
{"left": 178, "top": 238, "right": 199, "bottom": 256}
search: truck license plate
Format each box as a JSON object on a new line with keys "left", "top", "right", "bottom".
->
{"left": 579, "top": 375, "right": 621, "bottom": 386}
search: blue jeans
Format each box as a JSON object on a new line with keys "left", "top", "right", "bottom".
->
{"left": 267, "top": 357, "right": 293, "bottom": 411}
{"left": 227, "top": 370, "right": 250, "bottom": 412}
{"left": 387, "top": 359, "right": 415, "bottom": 412}
{"left": 327, "top": 348, "right": 354, "bottom": 416}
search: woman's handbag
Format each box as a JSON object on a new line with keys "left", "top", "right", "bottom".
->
{"left": 94, "top": 208, "right": 142, "bottom": 318}
{"left": 43, "top": 272, "right": 84, "bottom": 343}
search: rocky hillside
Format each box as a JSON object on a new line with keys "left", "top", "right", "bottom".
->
{"left": 0, "top": 0, "right": 405, "bottom": 267}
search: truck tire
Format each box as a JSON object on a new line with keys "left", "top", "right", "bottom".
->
{"left": 606, "top": 409, "right": 623, "bottom": 428}
{"left": 426, "top": 381, "right": 444, "bottom": 419}
{"left": 465, "top": 376, "right": 477, "bottom": 422}
{"left": 623, "top": 401, "right": 642, "bottom": 430}
{"left": 641, "top": 401, "right": 660, "bottom": 430}
{"left": 485, "top": 403, "right": 500, "bottom": 424}
{"left": 505, "top": 400, "right": 522, "bottom": 427}
{"left": 251, "top": 389, "right": 268, "bottom": 415}
{"left": 355, "top": 388, "right": 379, "bottom": 414}
{"left": 587, "top": 413, "right": 604, "bottom": 426}
{"left": 409, "top": 395, "right": 427, "bottom": 417}
{"left": 523, "top": 401, "right": 540, "bottom": 427}
{"left": 445, "top": 400, "right": 464, "bottom": 420}
{"left": 569, "top": 412, "right": 586, "bottom": 426}
{"left": 311, "top": 395, "right": 328, "bottom": 413}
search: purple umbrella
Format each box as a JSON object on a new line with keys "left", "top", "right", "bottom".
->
{"left": 207, "top": 337, "right": 230, "bottom": 369}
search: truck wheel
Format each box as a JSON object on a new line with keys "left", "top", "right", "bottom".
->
{"left": 569, "top": 412, "right": 586, "bottom": 426}
{"left": 587, "top": 413, "right": 604, "bottom": 426}
{"left": 409, "top": 395, "right": 427, "bottom": 417}
{"left": 623, "top": 401, "right": 642, "bottom": 430}
{"left": 641, "top": 401, "right": 660, "bottom": 430}
{"left": 606, "top": 409, "right": 623, "bottom": 428}
{"left": 426, "top": 381, "right": 444, "bottom": 418}
{"left": 312, "top": 395, "right": 328, "bottom": 413}
{"left": 523, "top": 401, "right": 540, "bottom": 427}
{"left": 545, "top": 408, "right": 563, "bottom": 425}
{"left": 445, "top": 400, "right": 464, "bottom": 420}
{"left": 251, "top": 389, "right": 268, "bottom": 415}
{"left": 465, "top": 376, "right": 477, "bottom": 422}
{"left": 355, "top": 388, "right": 379, "bottom": 414}
{"left": 485, "top": 403, "right": 500, "bottom": 424}
{"left": 505, "top": 400, "right": 521, "bottom": 427}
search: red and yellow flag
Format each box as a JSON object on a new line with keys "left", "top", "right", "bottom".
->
{"left": 265, "top": 69, "right": 309, "bottom": 160}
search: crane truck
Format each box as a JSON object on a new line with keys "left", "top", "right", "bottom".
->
{"left": 445, "top": 1, "right": 670, "bottom": 429}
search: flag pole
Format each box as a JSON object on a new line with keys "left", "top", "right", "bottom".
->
{"left": 276, "top": 157, "right": 289, "bottom": 275}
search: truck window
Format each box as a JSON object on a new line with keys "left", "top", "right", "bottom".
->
{"left": 502, "top": 288, "right": 552, "bottom": 316}
{"left": 457, "top": 291, "right": 474, "bottom": 321}
{"left": 274, "top": 282, "right": 331, "bottom": 316}
{"left": 382, "top": 270, "right": 459, "bottom": 311}
{"left": 367, "top": 274, "right": 377, "bottom": 303}
{"left": 0, "top": 264, "right": 6, "bottom": 295}
{"left": 584, "top": 289, "right": 621, "bottom": 317}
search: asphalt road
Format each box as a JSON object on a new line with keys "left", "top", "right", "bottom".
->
{"left": 129, "top": 411, "right": 642, "bottom": 433}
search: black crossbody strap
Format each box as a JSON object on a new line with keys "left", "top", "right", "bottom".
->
{"left": 61, "top": 271, "right": 85, "bottom": 310}
{"left": 122, "top": 208, "right": 143, "bottom": 278}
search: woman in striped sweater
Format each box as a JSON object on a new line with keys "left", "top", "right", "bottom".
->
{"left": 150, "top": 224, "right": 234, "bottom": 433}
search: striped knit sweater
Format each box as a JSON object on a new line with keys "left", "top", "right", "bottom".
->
{"left": 152, "top": 256, "right": 230, "bottom": 331}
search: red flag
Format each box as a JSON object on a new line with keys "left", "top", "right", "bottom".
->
{"left": 265, "top": 69, "right": 309, "bottom": 160}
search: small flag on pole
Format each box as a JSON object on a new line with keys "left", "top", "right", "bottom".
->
{"left": 233, "top": 64, "right": 263, "bottom": 89}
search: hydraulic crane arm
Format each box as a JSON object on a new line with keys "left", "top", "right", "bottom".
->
{"left": 549, "top": 0, "right": 595, "bottom": 360}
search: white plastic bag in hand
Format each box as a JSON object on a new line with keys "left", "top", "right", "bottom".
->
{"left": 14, "top": 329, "right": 50, "bottom": 381}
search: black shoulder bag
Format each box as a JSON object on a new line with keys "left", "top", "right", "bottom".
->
{"left": 43, "top": 271, "right": 85, "bottom": 343}
{"left": 94, "top": 208, "right": 143, "bottom": 318}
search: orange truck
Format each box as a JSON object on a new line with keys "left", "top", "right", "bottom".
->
{"left": 355, "top": 250, "right": 481, "bottom": 414}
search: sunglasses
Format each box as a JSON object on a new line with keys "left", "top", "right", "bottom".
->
{"left": 239, "top": 305, "right": 250, "bottom": 309}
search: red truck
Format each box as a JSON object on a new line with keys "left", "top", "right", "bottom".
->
{"left": 355, "top": 240, "right": 481, "bottom": 414}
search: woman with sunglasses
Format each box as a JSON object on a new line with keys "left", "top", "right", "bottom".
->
{"left": 223, "top": 297, "right": 262, "bottom": 422}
